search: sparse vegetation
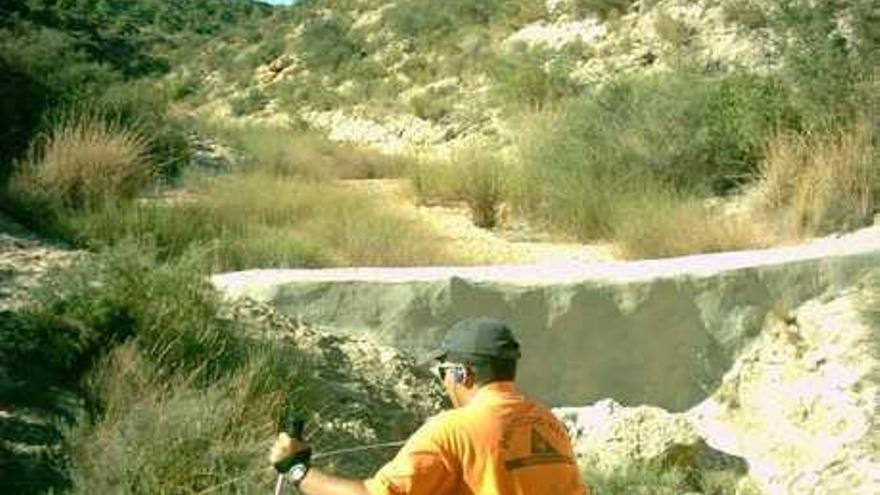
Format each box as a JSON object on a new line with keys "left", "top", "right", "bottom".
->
{"left": 570, "top": 0, "right": 637, "bottom": 21}
{"left": 582, "top": 462, "right": 753, "bottom": 495}
{"left": 491, "top": 44, "right": 581, "bottom": 111}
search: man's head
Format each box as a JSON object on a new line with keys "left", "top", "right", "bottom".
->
{"left": 426, "top": 317, "right": 521, "bottom": 407}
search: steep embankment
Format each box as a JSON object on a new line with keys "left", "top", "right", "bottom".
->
{"left": 215, "top": 225, "right": 880, "bottom": 494}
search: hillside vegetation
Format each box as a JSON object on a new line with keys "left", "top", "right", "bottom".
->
{"left": 0, "top": 0, "right": 878, "bottom": 494}
{"left": 173, "top": 0, "right": 878, "bottom": 256}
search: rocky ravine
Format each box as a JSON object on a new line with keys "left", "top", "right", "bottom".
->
{"left": 215, "top": 226, "right": 880, "bottom": 494}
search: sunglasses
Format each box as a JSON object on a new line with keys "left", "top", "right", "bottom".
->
{"left": 432, "top": 363, "right": 462, "bottom": 381}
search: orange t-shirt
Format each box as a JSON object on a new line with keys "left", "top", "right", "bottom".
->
{"left": 364, "top": 382, "right": 589, "bottom": 495}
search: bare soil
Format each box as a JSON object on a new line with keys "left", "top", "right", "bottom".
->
{"left": 339, "top": 178, "right": 616, "bottom": 265}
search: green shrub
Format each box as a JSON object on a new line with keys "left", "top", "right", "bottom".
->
{"left": 95, "top": 82, "right": 192, "bottom": 180}
{"left": 770, "top": 0, "right": 879, "bottom": 128}
{"left": 570, "top": 0, "right": 637, "bottom": 20}
{"left": 405, "top": 158, "right": 464, "bottom": 205}
{"left": 298, "top": 16, "right": 365, "bottom": 73}
{"left": 275, "top": 75, "right": 342, "bottom": 112}
{"left": 491, "top": 44, "right": 581, "bottom": 111}
{"left": 387, "top": 0, "right": 546, "bottom": 46}
{"left": 409, "top": 89, "right": 455, "bottom": 122}
{"left": 654, "top": 11, "right": 694, "bottom": 47}
{"left": 0, "top": 25, "right": 120, "bottom": 179}
{"left": 516, "top": 69, "right": 795, "bottom": 241}
{"left": 859, "top": 270, "right": 880, "bottom": 330}
{"left": 582, "top": 462, "right": 748, "bottom": 495}
{"left": 230, "top": 88, "right": 270, "bottom": 116}
{"left": 722, "top": 0, "right": 769, "bottom": 29}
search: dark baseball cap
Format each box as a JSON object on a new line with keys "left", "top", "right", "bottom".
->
{"left": 424, "top": 317, "right": 521, "bottom": 364}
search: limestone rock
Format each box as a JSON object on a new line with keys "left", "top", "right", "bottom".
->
{"left": 689, "top": 288, "right": 880, "bottom": 495}
{"left": 557, "top": 399, "right": 712, "bottom": 470}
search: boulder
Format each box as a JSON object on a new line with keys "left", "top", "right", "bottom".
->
{"left": 555, "top": 399, "right": 747, "bottom": 474}
{"left": 689, "top": 287, "right": 880, "bottom": 495}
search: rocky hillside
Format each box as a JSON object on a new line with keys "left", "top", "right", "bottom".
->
{"left": 185, "top": 0, "right": 778, "bottom": 154}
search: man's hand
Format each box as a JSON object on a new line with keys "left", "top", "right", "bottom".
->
{"left": 270, "top": 432, "right": 312, "bottom": 473}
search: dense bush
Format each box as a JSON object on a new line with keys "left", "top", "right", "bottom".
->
{"left": 759, "top": 121, "right": 876, "bottom": 238}
{"left": 298, "top": 16, "right": 366, "bottom": 72}
{"left": 771, "top": 0, "right": 879, "bottom": 128}
{"left": 96, "top": 83, "right": 192, "bottom": 180}
{"left": 0, "top": 0, "right": 270, "bottom": 184}
{"left": 456, "top": 149, "right": 510, "bottom": 229}
{"left": 519, "top": 69, "right": 792, "bottom": 240}
{"left": 386, "top": 0, "right": 545, "bottom": 47}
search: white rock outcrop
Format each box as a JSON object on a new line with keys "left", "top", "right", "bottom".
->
{"left": 553, "top": 284, "right": 879, "bottom": 494}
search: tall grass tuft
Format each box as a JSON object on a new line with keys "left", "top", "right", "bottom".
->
{"left": 759, "top": 120, "right": 876, "bottom": 238}
{"left": 456, "top": 149, "right": 509, "bottom": 229}
{"left": 406, "top": 157, "right": 463, "bottom": 206}
{"left": 9, "top": 114, "right": 154, "bottom": 210}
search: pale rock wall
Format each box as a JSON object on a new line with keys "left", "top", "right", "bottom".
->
{"left": 212, "top": 229, "right": 880, "bottom": 412}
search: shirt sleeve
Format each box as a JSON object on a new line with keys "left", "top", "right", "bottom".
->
{"left": 364, "top": 415, "right": 459, "bottom": 495}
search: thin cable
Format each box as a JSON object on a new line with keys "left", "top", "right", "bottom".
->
{"left": 192, "top": 440, "right": 408, "bottom": 494}
{"left": 312, "top": 440, "right": 407, "bottom": 460}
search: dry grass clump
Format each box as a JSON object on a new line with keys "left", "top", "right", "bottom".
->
{"left": 10, "top": 115, "right": 153, "bottom": 209}
{"left": 759, "top": 121, "right": 876, "bottom": 238}
{"left": 455, "top": 149, "right": 509, "bottom": 229}
{"left": 407, "top": 149, "right": 512, "bottom": 230}
{"left": 610, "top": 186, "right": 768, "bottom": 260}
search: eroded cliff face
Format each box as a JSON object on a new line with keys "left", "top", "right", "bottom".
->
{"left": 555, "top": 284, "right": 879, "bottom": 494}
{"left": 212, "top": 226, "right": 880, "bottom": 410}
{"left": 688, "top": 287, "right": 879, "bottom": 494}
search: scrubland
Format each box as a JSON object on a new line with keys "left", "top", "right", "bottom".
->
{"left": 0, "top": 0, "right": 876, "bottom": 493}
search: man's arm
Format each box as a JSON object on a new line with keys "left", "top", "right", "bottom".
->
{"left": 297, "top": 469, "right": 369, "bottom": 495}
{"left": 271, "top": 434, "right": 372, "bottom": 495}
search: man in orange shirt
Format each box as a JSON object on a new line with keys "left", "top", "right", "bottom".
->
{"left": 270, "top": 317, "right": 589, "bottom": 495}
